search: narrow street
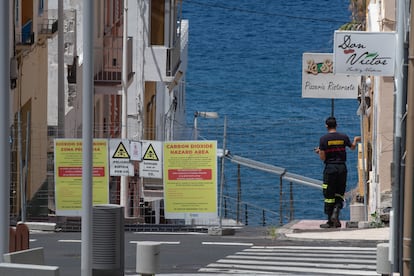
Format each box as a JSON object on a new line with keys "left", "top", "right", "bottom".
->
{"left": 29, "top": 225, "right": 383, "bottom": 276}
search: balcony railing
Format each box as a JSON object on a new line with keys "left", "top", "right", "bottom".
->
{"left": 38, "top": 18, "right": 58, "bottom": 37}
{"left": 94, "top": 36, "right": 133, "bottom": 84}
{"left": 15, "top": 20, "right": 35, "bottom": 47}
{"left": 145, "top": 19, "right": 188, "bottom": 82}
{"left": 167, "top": 40, "right": 181, "bottom": 77}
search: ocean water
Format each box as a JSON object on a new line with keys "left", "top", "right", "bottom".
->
{"left": 182, "top": 0, "right": 361, "bottom": 225}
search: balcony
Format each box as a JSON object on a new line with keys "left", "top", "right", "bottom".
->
{"left": 144, "top": 19, "right": 188, "bottom": 82}
{"left": 94, "top": 36, "right": 134, "bottom": 87}
{"left": 38, "top": 18, "right": 58, "bottom": 38}
{"left": 15, "top": 20, "right": 35, "bottom": 51}
{"left": 15, "top": 11, "right": 59, "bottom": 51}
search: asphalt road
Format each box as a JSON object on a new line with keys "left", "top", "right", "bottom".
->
{"left": 29, "top": 227, "right": 379, "bottom": 276}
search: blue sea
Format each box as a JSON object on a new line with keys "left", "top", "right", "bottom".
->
{"left": 182, "top": 0, "right": 361, "bottom": 225}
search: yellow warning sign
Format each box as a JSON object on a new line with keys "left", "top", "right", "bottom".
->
{"left": 143, "top": 144, "right": 159, "bottom": 161}
{"left": 112, "top": 142, "right": 130, "bottom": 159}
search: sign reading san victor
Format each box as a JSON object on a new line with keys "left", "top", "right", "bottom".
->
{"left": 333, "top": 31, "right": 396, "bottom": 76}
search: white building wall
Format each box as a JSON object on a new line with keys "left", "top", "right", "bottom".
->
{"left": 173, "top": 19, "right": 188, "bottom": 140}
{"left": 127, "top": 0, "right": 146, "bottom": 141}
{"left": 47, "top": 2, "right": 77, "bottom": 127}
{"left": 366, "top": 0, "right": 395, "bottom": 214}
{"left": 127, "top": 0, "right": 189, "bottom": 141}
{"left": 60, "top": 1, "right": 103, "bottom": 138}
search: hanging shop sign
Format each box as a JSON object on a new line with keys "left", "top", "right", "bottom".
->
{"left": 333, "top": 31, "right": 396, "bottom": 76}
{"left": 302, "top": 53, "right": 359, "bottom": 99}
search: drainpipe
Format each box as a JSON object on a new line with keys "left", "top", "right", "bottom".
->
{"left": 404, "top": 0, "right": 414, "bottom": 274}
{"left": 0, "top": 0, "right": 10, "bottom": 261}
{"left": 393, "top": 0, "right": 408, "bottom": 272}
{"left": 58, "top": 0, "right": 64, "bottom": 137}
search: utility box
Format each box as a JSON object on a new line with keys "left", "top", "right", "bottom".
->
{"left": 376, "top": 243, "right": 391, "bottom": 275}
{"left": 136, "top": 242, "right": 160, "bottom": 275}
{"left": 350, "top": 203, "right": 365, "bottom": 222}
{"left": 92, "top": 204, "right": 124, "bottom": 276}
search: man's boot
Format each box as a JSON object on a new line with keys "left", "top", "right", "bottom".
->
{"left": 320, "top": 212, "right": 333, "bottom": 228}
{"left": 330, "top": 206, "right": 341, "bottom": 228}
{"left": 320, "top": 220, "right": 332, "bottom": 228}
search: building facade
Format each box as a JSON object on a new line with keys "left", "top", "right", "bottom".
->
{"left": 11, "top": 0, "right": 58, "bottom": 218}
{"left": 10, "top": 0, "right": 189, "bottom": 223}
{"left": 364, "top": 0, "right": 394, "bottom": 220}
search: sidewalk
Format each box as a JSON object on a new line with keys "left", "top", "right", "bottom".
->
{"left": 279, "top": 219, "right": 390, "bottom": 241}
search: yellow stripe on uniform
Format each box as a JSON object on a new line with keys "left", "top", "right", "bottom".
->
{"left": 327, "top": 140, "right": 344, "bottom": 146}
{"left": 334, "top": 193, "right": 345, "bottom": 199}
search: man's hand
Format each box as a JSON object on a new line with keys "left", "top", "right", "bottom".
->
{"left": 350, "top": 136, "right": 361, "bottom": 150}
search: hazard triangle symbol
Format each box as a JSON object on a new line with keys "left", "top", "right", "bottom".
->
{"left": 143, "top": 144, "right": 159, "bottom": 161}
{"left": 112, "top": 142, "right": 130, "bottom": 159}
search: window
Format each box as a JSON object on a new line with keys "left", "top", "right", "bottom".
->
{"left": 38, "top": 0, "right": 44, "bottom": 16}
{"left": 151, "top": 0, "right": 165, "bottom": 45}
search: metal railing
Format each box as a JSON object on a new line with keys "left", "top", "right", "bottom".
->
{"left": 94, "top": 36, "right": 133, "bottom": 83}
{"left": 38, "top": 18, "right": 58, "bottom": 35}
{"left": 222, "top": 195, "right": 290, "bottom": 226}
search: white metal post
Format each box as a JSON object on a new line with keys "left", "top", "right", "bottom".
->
{"left": 120, "top": 0, "right": 129, "bottom": 217}
{"left": 193, "top": 113, "right": 198, "bottom": 140}
{"left": 219, "top": 116, "right": 227, "bottom": 229}
{"left": 81, "top": 1, "right": 94, "bottom": 275}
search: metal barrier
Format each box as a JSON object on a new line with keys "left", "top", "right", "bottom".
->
{"left": 0, "top": 263, "right": 59, "bottom": 276}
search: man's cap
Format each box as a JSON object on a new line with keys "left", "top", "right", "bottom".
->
{"left": 325, "top": 117, "right": 337, "bottom": 128}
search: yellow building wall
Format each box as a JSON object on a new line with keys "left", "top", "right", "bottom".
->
{"left": 15, "top": 45, "right": 48, "bottom": 200}
{"left": 377, "top": 77, "right": 394, "bottom": 195}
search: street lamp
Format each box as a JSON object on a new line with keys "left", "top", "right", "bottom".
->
{"left": 193, "top": 111, "right": 219, "bottom": 140}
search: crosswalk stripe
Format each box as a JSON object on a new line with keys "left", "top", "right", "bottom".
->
{"left": 199, "top": 267, "right": 278, "bottom": 274}
{"left": 217, "top": 258, "right": 377, "bottom": 270}
{"left": 199, "top": 245, "right": 379, "bottom": 275}
{"left": 201, "top": 263, "right": 379, "bottom": 275}
{"left": 202, "top": 241, "right": 254, "bottom": 246}
{"left": 249, "top": 246, "right": 377, "bottom": 251}
{"left": 251, "top": 246, "right": 377, "bottom": 250}
{"left": 236, "top": 252, "right": 376, "bottom": 264}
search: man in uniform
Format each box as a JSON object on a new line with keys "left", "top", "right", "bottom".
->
{"left": 315, "top": 117, "right": 361, "bottom": 228}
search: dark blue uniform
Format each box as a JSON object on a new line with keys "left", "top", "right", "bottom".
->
{"left": 319, "top": 131, "right": 352, "bottom": 226}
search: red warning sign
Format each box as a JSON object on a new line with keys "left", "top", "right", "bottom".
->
{"left": 168, "top": 169, "right": 212, "bottom": 180}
